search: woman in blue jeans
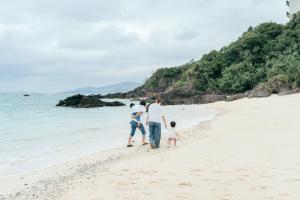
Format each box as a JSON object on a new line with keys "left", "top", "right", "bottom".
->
{"left": 146, "top": 98, "right": 167, "bottom": 149}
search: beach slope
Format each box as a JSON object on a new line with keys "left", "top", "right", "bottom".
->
{"left": 2, "top": 93, "right": 300, "bottom": 199}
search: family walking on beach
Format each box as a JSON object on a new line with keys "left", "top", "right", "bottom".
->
{"left": 127, "top": 97, "right": 179, "bottom": 149}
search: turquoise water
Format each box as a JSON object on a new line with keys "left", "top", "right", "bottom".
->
{"left": 0, "top": 93, "right": 214, "bottom": 177}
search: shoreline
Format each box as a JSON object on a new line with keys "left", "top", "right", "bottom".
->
{"left": 2, "top": 93, "right": 300, "bottom": 199}
{"left": 0, "top": 104, "right": 215, "bottom": 199}
{"left": 0, "top": 103, "right": 214, "bottom": 179}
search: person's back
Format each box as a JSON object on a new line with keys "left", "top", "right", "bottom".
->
{"left": 148, "top": 103, "right": 162, "bottom": 123}
{"left": 147, "top": 98, "right": 167, "bottom": 149}
{"left": 166, "top": 121, "right": 179, "bottom": 146}
{"left": 131, "top": 105, "right": 141, "bottom": 122}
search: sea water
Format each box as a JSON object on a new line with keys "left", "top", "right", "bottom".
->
{"left": 0, "top": 93, "right": 214, "bottom": 177}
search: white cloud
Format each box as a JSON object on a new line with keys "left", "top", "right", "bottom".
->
{"left": 0, "top": 0, "right": 288, "bottom": 92}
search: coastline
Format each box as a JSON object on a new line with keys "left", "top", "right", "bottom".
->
{"left": 0, "top": 104, "right": 214, "bottom": 199}
{"left": 2, "top": 93, "right": 300, "bottom": 199}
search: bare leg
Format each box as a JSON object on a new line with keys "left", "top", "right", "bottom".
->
{"left": 173, "top": 138, "right": 177, "bottom": 145}
{"left": 142, "top": 135, "right": 146, "bottom": 144}
{"left": 168, "top": 138, "right": 172, "bottom": 145}
{"left": 128, "top": 135, "right": 133, "bottom": 145}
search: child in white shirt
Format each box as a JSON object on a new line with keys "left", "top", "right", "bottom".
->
{"left": 166, "top": 121, "right": 179, "bottom": 146}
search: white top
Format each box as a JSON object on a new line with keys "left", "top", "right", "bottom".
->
{"left": 148, "top": 103, "right": 163, "bottom": 123}
{"left": 139, "top": 105, "right": 146, "bottom": 124}
{"left": 131, "top": 105, "right": 146, "bottom": 124}
{"left": 131, "top": 105, "right": 140, "bottom": 113}
{"left": 166, "top": 127, "right": 177, "bottom": 138}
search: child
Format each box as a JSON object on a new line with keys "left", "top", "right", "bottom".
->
{"left": 130, "top": 103, "right": 141, "bottom": 126}
{"left": 166, "top": 121, "right": 179, "bottom": 146}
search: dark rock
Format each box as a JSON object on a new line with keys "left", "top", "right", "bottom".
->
{"left": 23, "top": 94, "right": 30, "bottom": 97}
{"left": 56, "top": 94, "right": 125, "bottom": 108}
{"left": 159, "top": 89, "right": 227, "bottom": 105}
{"left": 248, "top": 77, "right": 292, "bottom": 98}
{"left": 248, "top": 83, "right": 272, "bottom": 98}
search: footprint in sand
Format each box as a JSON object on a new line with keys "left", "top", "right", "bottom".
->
{"left": 178, "top": 182, "right": 192, "bottom": 187}
{"left": 190, "top": 168, "right": 203, "bottom": 172}
{"left": 213, "top": 170, "right": 223, "bottom": 174}
{"left": 221, "top": 193, "right": 234, "bottom": 198}
{"left": 283, "top": 178, "right": 300, "bottom": 183}
{"left": 278, "top": 193, "right": 290, "bottom": 197}
{"left": 241, "top": 174, "right": 250, "bottom": 177}
{"left": 149, "top": 181, "right": 157, "bottom": 184}
{"left": 260, "top": 175, "right": 272, "bottom": 179}
{"left": 258, "top": 186, "right": 267, "bottom": 190}
{"left": 117, "top": 182, "right": 128, "bottom": 186}
{"left": 265, "top": 197, "right": 274, "bottom": 200}
{"left": 283, "top": 168, "right": 294, "bottom": 171}
{"left": 236, "top": 168, "right": 248, "bottom": 171}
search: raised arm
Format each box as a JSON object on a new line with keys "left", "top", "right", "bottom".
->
{"left": 131, "top": 111, "right": 142, "bottom": 117}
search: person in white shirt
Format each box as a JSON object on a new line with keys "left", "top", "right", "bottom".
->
{"left": 166, "top": 121, "right": 180, "bottom": 146}
{"left": 146, "top": 98, "right": 167, "bottom": 149}
{"left": 127, "top": 101, "right": 147, "bottom": 147}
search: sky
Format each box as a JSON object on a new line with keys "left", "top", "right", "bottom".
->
{"left": 0, "top": 0, "right": 288, "bottom": 93}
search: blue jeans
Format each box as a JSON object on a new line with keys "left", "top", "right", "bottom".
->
{"left": 148, "top": 122, "right": 161, "bottom": 148}
{"left": 130, "top": 121, "right": 146, "bottom": 136}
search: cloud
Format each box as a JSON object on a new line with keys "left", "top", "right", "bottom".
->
{"left": 0, "top": 0, "right": 288, "bottom": 92}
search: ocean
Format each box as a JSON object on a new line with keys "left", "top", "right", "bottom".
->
{"left": 0, "top": 93, "right": 214, "bottom": 177}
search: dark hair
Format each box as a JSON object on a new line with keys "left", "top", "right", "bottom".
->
{"left": 140, "top": 101, "right": 146, "bottom": 106}
{"left": 129, "top": 103, "right": 135, "bottom": 108}
{"left": 170, "top": 121, "right": 176, "bottom": 128}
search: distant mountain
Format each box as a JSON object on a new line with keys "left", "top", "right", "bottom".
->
{"left": 63, "top": 82, "right": 142, "bottom": 95}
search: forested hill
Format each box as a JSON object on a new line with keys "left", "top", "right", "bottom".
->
{"left": 112, "top": 13, "right": 300, "bottom": 104}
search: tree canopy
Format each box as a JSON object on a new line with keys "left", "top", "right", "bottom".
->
{"left": 138, "top": 12, "right": 300, "bottom": 96}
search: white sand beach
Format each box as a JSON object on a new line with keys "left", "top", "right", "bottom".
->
{"left": 1, "top": 93, "right": 300, "bottom": 200}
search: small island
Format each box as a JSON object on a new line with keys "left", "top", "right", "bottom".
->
{"left": 56, "top": 94, "right": 125, "bottom": 108}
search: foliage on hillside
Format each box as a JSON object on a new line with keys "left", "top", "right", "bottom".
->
{"left": 136, "top": 12, "right": 300, "bottom": 96}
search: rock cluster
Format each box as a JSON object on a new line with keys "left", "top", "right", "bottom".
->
{"left": 56, "top": 94, "right": 125, "bottom": 108}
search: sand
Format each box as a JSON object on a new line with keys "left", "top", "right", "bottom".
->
{"left": 1, "top": 93, "right": 300, "bottom": 200}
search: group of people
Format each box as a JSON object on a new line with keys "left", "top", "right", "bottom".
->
{"left": 127, "top": 97, "right": 179, "bottom": 149}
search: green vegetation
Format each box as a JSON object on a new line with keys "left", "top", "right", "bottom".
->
{"left": 139, "top": 12, "right": 300, "bottom": 95}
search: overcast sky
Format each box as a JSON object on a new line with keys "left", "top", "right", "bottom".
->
{"left": 0, "top": 0, "right": 288, "bottom": 93}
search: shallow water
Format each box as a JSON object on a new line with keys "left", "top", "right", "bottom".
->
{"left": 0, "top": 93, "right": 214, "bottom": 177}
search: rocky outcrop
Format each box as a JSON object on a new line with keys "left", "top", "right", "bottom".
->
{"left": 56, "top": 94, "right": 125, "bottom": 108}
{"left": 96, "top": 76, "right": 300, "bottom": 105}
{"left": 98, "top": 85, "right": 300, "bottom": 105}
{"left": 248, "top": 77, "right": 293, "bottom": 98}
